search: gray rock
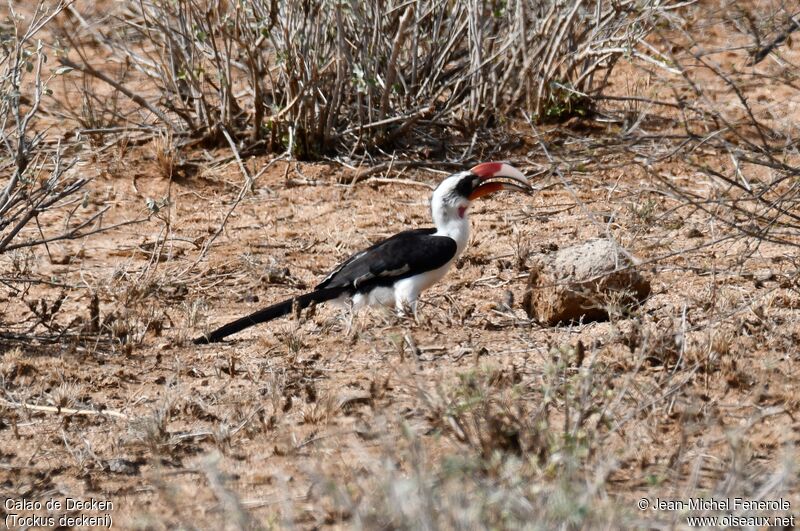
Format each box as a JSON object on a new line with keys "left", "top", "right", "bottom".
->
{"left": 522, "top": 239, "right": 650, "bottom": 325}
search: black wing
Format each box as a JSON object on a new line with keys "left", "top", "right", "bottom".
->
{"left": 315, "top": 228, "right": 457, "bottom": 292}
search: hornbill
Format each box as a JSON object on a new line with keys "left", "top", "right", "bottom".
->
{"left": 193, "top": 162, "right": 530, "bottom": 344}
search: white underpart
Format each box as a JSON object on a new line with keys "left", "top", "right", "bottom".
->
{"left": 344, "top": 173, "right": 474, "bottom": 315}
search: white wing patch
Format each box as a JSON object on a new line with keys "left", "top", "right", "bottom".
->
{"left": 379, "top": 264, "right": 410, "bottom": 277}
{"left": 318, "top": 250, "right": 367, "bottom": 286}
{"left": 353, "top": 272, "right": 374, "bottom": 289}
{"left": 353, "top": 264, "right": 411, "bottom": 289}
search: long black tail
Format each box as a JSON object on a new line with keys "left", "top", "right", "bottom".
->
{"left": 193, "top": 288, "right": 344, "bottom": 344}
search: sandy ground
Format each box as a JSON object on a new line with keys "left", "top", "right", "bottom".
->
{"left": 1, "top": 0, "right": 799, "bottom": 529}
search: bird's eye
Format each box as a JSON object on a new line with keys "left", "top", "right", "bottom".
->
{"left": 472, "top": 178, "right": 480, "bottom": 187}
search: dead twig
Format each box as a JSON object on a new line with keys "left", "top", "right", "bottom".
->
{"left": 1, "top": 398, "right": 128, "bottom": 420}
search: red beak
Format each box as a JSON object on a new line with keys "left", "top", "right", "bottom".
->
{"left": 468, "top": 162, "right": 531, "bottom": 200}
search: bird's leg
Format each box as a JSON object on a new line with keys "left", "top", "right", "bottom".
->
{"left": 343, "top": 299, "right": 356, "bottom": 336}
{"left": 395, "top": 297, "right": 420, "bottom": 325}
{"left": 410, "top": 300, "right": 420, "bottom": 325}
{"left": 394, "top": 295, "right": 406, "bottom": 318}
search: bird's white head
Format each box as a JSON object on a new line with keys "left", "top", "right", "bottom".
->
{"left": 430, "top": 162, "right": 530, "bottom": 253}
{"left": 431, "top": 162, "right": 530, "bottom": 224}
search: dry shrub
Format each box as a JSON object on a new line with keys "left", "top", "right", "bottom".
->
{"left": 605, "top": 2, "right": 800, "bottom": 254}
{"left": 0, "top": 2, "right": 155, "bottom": 345}
{"left": 60, "top": 0, "right": 666, "bottom": 157}
{"left": 0, "top": 2, "right": 93, "bottom": 257}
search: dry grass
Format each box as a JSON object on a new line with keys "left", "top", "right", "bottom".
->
{"left": 1, "top": 0, "right": 799, "bottom": 529}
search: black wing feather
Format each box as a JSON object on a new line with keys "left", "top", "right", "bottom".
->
{"left": 315, "top": 228, "right": 456, "bottom": 292}
{"left": 195, "top": 228, "right": 456, "bottom": 344}
{"left": 193, "top": 287, "right": 344, "bottom": 344}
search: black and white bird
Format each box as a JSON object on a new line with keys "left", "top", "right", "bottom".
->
{"left": 193, "top": 162, "right": 530, "bottom": 344}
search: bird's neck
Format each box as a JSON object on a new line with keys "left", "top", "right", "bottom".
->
{"left": 433, "top": 208, "right": 470, "bottom": 258}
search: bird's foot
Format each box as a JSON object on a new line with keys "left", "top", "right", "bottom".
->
{"left": 343, "top": 301, "right": 358, "bottom": 337}
{"left": 395, "top": 302, "right": 420, "bottom": 326}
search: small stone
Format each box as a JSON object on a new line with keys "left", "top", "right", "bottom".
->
{"left": 106, "top": 458, "right": 140, "bottom": 475}
{"left": 685, "top": 227, "right": 703, "bottom": 238}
